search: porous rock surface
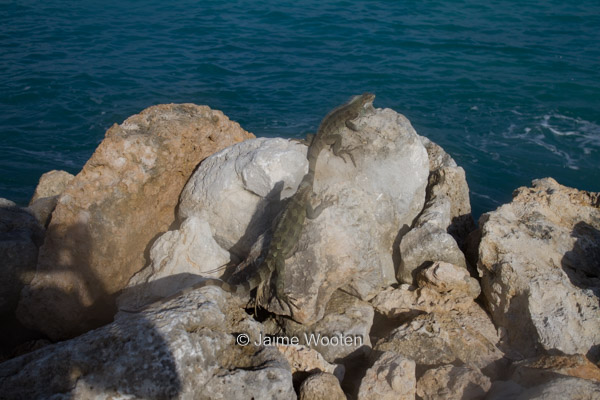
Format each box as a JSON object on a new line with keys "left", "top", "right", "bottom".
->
{"left": 298, "top": 372, "right": 346, "bottom": 400}
{"left": 17, "top": 104, "right": 253, "bottom": 340}
{"left": 374, "top": 306, "right": 504, "bottom": 372}
{"left": 357, "top": 351, "right": 416, "bottom": 400}
{"left": 283, "top": 290, "right": 374, "bottom": 363}
{"left": 28, "top": 170, "right": 75, "bottom": 227}
{"left": 0, "top": 286, "right": 295, "bottom": 399}
{"left": 416, "top": 364, "right": 491, "bottom": 400}
{"left": 29, "top": 169, "right": 75, "bottom": 204}
{"left": 478, "top": 177, "right": 600, "bottom": 360}
{"left": 372, "top": 261, "right": 480, "bottom": 317}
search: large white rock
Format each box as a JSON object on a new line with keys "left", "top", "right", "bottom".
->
{"left": 118, "top": 215, "right": 232, "bottom": 310}
{"left": 478, "top": 178, "right": 600, "bottom": 360}
{"left": 179, "top": 137, "right": 309, "bottom": 259}
{"left": 264, "top": 108, "right": 429, "bottom": 324}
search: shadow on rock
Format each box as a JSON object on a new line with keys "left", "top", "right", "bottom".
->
{"left": 562, "top": 222, "right": 600, "bottom": 299}
{"left": 1, "top": 221, "right": 182, "bottom": 399}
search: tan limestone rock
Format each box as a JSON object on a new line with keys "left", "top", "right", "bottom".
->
{"left": 374, "top": 306, "right": 504, "bottom": 372}
{"left": 357, "top": 351, "right": 416, "bottom": 400}
{"left": 510, "top": 354, "right": 600, "bottom": 387}
{"left": 299, "top": 372, "right": 347, "bottom": 400}
{"left": 478, "top": 178, "right": 600, "bottom": 360}
{"left": 276, "top": 344, "right": 345, "bottom": 381}
{"left": 416, "top": 364, "right": 491, "bottom": 400}
{"left": 29, "top": 170, "right": 75, "bottom": 204}
{"left": 17, "top": 104, "right": 253, "bottom": 340}
{"left": 372, "top": 261, "right": 480, "bottom": 317}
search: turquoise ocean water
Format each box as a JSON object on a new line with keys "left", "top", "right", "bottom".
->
{"left": 1, "top": 0, "right": 599, "bottom": 218}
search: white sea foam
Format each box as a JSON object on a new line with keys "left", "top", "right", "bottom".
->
{"left": 498, "top": 113, "right": 599, "bottom": 170}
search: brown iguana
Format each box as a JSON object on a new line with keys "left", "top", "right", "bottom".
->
{"left": 307, "top": 92, "right": 375, "bottom": 174}
{"left": 119, "top": 93, "right": 375, "bottom": 314}
{"left": 118, "top": 169, "right": 331, "bottom": 313}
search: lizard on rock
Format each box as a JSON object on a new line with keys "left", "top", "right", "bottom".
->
{"left": 118, "top": 169, "right": 332, "bottom": 314}
{"left": 307, "top": 92, "right": 375, "bottom": 174}
{"left": 119, "top": 93, "right": 375, "bottom": 314}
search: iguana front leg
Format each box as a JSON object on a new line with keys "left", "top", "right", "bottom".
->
{"left": 306, "top": 194, "right": 336, "bottom": 219}
{"left": 326, "top": 134, "right": 357, "bottom": 167}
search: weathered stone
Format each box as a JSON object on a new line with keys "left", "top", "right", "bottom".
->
{"left": 398, "top": 208, "right": 467, "bottom": 284}
{"left": 357, "top": 351, "right": 416, "bottom": 400}
{"left": 1, "top": 286, "right": 295, "bottom": 399}
{"left": 118, "top": 215, "right": 232, "bottom": 311}
{"left": 416, "top": 364, "right": 491, "bottom": 400}
{"left": 510, "top": 354, "right": 600, "bottom": 387}
{"left": 276, "top": 344, "right": 345, "bottom": 381}
{"left": 487, "top": 377, "right": 600, "bottom": 400}
{"left": 27, "top": 196, "right": 59, "bottom": 228}
{"left": 374, "top": 306, "right": 503, "bottom": 372}
{"left": 0, "top": 200, "right": 43, "bottom": 316}
{"left": 179, "top": 137, "right": 309, "bottom": 259}
{"left": 267, "top": 108, "right": 429, "bottom": 323}
{"left": 372, "top": 262, "right": 480, "bottom": 317}
{"left": 419, "top": 136, "right": 475, "bottom": 247}
{"left": 17, "top": 104, "right": 253, "bottom": 340}
{"left": 284, "top": 290, "right": 374, "bottom": 363}
{"left": 417, "top": 261, "right": 480, "bottom": 297}
{"left": 478, "top": 178, "right": 600, "bottom": 360}
{"left": 299, "top": 372, "right": 346, "bottom": 400}
{"left": 29, "top": 170, "right": 75, "bottom": 204}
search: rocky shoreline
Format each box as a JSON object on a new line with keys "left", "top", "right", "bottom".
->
{"left": 1, "top": 103, "right": 599, "bottom": 399}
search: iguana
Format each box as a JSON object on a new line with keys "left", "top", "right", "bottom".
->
{"left": 118, "top": 170, "right": 332, "bottom": 313}
{"left": 307, "top": 92, "right": 375, "bottom": 174}
{"left": 119, "top": 93, "right": 375, "bottom": 314}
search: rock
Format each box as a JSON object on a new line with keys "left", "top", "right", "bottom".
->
{"left": 372, "top": 262, "right": 480, "bottom": 317}
{"left": 419, "top": 136, "right": 475, "bottom": 247}
{"left": 519, "top": 377, "right": 600, "bottom": 400}
{"left": 487, "top": 377, "right": 600, "bottom": 400}
{"left": 374, "top": 306, "right": 504, "bottom": 373}
{"left": 397, "top": 196, "right": 468, "bottom": 284}
{"left": 477, "top": 178, "right": 600, "bottom": 360}
{"left": 27, "top": 196, "right": 59, "bottom": 228}
{"left": 416, "top": 364, "right": 491, "bottom": 400}
{"left": 179, "top": 137, "right": 309, "bottom": 259}
{"left": 276, "top": 344, "right": 345, "bottom": 382}
{"left": 118, "top": 215, "right": 232, "bottom": 310}
{"left": 0, "top": 200, "right": 43, "bottom": 316}
{"left": 299, "top": 372, "right": 347, "bottom": 400}
{"left": 357, "top": 351, "right": 416, "bottom": 400}
{"left": 510, "top": 354, "right": 600, "bottom": 387}
{"left": 17, "top": 104, "right": 253, "bottom": 340}
{"left": 176, "top": 108, "right": 429, "bottom": 326}
{"left": 267, "top": 108, "right": 429, "bottom": 323}
{"left": 417, "top": 261, "right": 480, "bottom": 298}
{"left": 0, "top": 286, "right": 295, "bottom": 399}
{"left": 29, "top": 170, "right": 75, "bottom": 204}
{"left": 119, "top": 137, "right": 307, "bottom": 309}
{"left": 396, "top": 137, "right": 476, "bottom": 284}
{"left": 284, "top": 290, "right": 374, "bottom": 363}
